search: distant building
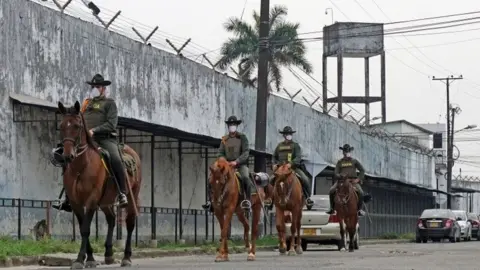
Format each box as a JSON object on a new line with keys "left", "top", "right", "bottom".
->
{"left": 368, "top": 120, "right": 434, "bottom": 149}
{"left": 369, "top": 121, "right": 448, "bottom": 208}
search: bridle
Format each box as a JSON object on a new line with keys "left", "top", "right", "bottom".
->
{"left": 61, "top": 114, "right": 88, "bottom": 159}
{"left": 274, "top": 167, "right": 294, "bottom": 206}
{"left": 211, "top": 169, "right": 232, "bottom": 207}
{"left": 336, "top": 178, "right": 354, "bottom": 205}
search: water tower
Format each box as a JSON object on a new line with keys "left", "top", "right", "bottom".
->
{"left": 322, "top": 22, "right": 386, "bottom": 125}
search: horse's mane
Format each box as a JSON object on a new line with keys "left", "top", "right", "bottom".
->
{"left": 65, "top": 105, "right": 98, "bottom": 150}
{"left": 275, "top": 163, "right": 293, "bottom": 178}
{"left": 215, "top": 157, "right": 230, "bottom": 170}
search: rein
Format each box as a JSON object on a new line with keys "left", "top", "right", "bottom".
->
{"left": 335, "top": 179, "right": 356, "bottom": 206}
{"left": 274, "top": 170, "right": 296, "bottom": 206}
{"left": 62, "top": 114, "right": 89, "bottom": 158}
{"left": 211, "top": 168, "right": 235, "bottom": 207}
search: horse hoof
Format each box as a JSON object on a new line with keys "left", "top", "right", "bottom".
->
{"left": 214, "top": 255, "right": 229, "bottom": 262}
{"left": 70, "top": 261, "right": 84, "bottom": 269}
{"left": 348, "top": 248, "right": 354, "bottom": 253}
{"left": 287, "top": 250, "right": 296, "bottom": 256}
{"left": 121, "top": 259, "right": 132, "bottom": 267}
{"left": 104, "top": 256, "right": 116, "bottom": 265}
{"left": 85, "top": 261, "right": 97, "bottom": 268}
{"left": 340, "top": 247, "right": 346, "bottom": 252}
{"left": 247, "top": 253, "right": 255, "bottom": 261}
{"left": 296, "top": 248, "right": 303, "bottom": 255}
{"left": 279, "top": 247, "right": 286, "bottom": 255}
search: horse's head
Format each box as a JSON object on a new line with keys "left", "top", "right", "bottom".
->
{"left": 57, "top": 101, "right": 86, "bottom": 162}
{"left": 209, "top": 157, "right": 234, "bottom": 204}
{"left": 273, "top": 163, "right": 294, "bottom": 206}
{"left": 336, "top": 176, "right": 355, "bottom": 205}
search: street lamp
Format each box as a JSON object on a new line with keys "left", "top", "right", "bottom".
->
{"left": 325, "top": 8, "right": 334, "bottom": 25}
{"left": 360, "top": 116, "right": 381, "bottom": 126}
{"left": 454, "top": 124, "right": 477, "bottom": 133}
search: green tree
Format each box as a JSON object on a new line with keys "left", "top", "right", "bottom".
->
{"left": 217, "top": 5, "right": 313, "bottom": 91}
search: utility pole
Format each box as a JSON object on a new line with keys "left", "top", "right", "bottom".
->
{"left": 254, "top": 0, "right": 270, "bottom": 173}
{"left": 432, "top": 75, "right": 462, "bottom": 209}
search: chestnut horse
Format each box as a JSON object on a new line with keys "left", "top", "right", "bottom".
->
{"left": 57, "top": 101, "right": 141, "bottom": 268}
{"left": 273, "top": 163, "right": 304, "bottom": 256}
{"left": 334, "top": 176, "right": 359, "bottom": 252}
{"left": 209, "top": 157, "right": 265, "bottom": 262}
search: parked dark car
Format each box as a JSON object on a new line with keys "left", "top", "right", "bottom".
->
{"left": 416, "top": 208, "right": 461, "bottom": 243}
{"left": 467, "top": 212, "right": 480, "bottom": 240}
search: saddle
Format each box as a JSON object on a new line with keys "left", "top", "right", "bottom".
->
{"left": 98, "top": 144, "right": 137, "bottom": 176}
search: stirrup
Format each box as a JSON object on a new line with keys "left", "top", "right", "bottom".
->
{"left": 202, "top": 202, "right": 211, "bottom": 210}
{"left": 241, "top": 200, "right": 252, "bottom": 209}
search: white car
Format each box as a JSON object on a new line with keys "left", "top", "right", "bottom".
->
{"left": 452, "top": 210, "right": 472, "bottom": 241}
{"left": 284, "top": 195, "right": 360, "bottom": 251}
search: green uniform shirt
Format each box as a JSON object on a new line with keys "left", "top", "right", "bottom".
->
{"left": 334, "top": 157, "right": 365, "bottom": 183}
{"left": 273, "top": 141, "right": 302, "bottom": 167}
{"left": 217, "top": 132, "right": 250, "bottom": 165}
{"left": 83, "top": 96, "right": 118, "bottom": 134}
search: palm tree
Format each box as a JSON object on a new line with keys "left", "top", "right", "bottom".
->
{"left": 217, "top": 5, "right": 313, "bottom": 91}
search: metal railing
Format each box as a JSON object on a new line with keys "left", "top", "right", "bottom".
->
{"left": 0, "top": 194, "right": 430, "bottom": 245}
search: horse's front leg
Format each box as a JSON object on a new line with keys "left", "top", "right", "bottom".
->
{"left": 72, "top": 208, "right": 96, "bottom": 269}
{"left": 288, "top": 210, "right": 298, "bottom": 256}
{"left": 347, "top": 219, "right": 357, "bottom": 252}
{"left": 101, "top": 207, "right": 116, "bottom": 265}
{"left": 275, "top": 207, "right": 287, "bottom": 255}
{"left": 235, "top": 207, "right": 250, "bottom": 251}
{"left": 295, "top": 207, "right": 303, "bottom": 255}
{"left": 338, "top": 220, "right": 346, "bottom": 252}
{"left": 215, "top": 207, "right": 234, "bottom": 262}
{"left": 247, "top": 195, "right": 262, "bottom": 261}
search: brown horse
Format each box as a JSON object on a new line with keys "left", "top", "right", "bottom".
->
{"left": 57, "top": 101, "right": 142, "bottom": 268}
{"left": 273, "top": 163, "right": 304, "bottom": 256}
{"left": 334, "top": 176, "right": 359, "bottom": 252}
{"left": 209, "top": 157, "right": 265, "bottom": 262}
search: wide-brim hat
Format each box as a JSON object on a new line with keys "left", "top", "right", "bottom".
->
{"left": 225, "top": 115, "right": 242, "bottom": 125}
{"left": 279, "top": 126, "right": 296, "bottom": 134}
{"left": 86, "top": 74, "right": 111, "bottom": 87}
{"left": 339, "top": 144, "right": 354, "bottom": 152}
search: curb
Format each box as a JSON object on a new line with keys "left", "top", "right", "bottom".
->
{"left": 360, "top": 239, "right": 413, "bottom": 245}
{"left": 0, "top": 245, "right": 277, "bottom": 268}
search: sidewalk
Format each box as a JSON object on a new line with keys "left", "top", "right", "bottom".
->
{"left": 0, "top": 239, "right": 412, "bottom": 268}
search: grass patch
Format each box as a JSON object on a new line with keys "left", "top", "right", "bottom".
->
{"left": 0, "top": 237, "right": 114, "bottom": 260}
{"left": 0, "top": 235, "right": 279, "bottom": 259}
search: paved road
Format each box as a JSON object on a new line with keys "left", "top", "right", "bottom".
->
{"left": 12, "top": 241, "right": 480, "bottom": 270}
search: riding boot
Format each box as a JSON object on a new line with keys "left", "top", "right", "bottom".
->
{"left": 201, "top": 183, "right": 213, "bottom": 213}
{"left": 241, "top": 183, "right": 252, "bottom": 210}
{"left": 302, "top": 181, "right": 314, "bottom": 208}
{"left": 357, "top": 192, "right": 365, "bottom": 216}
{"left": 264, "top": 176, "right": 275, "bottom": 209}
{"left": 111, "top": 159, "right": 128, "bottom": 208}
{"left": 326, "top": 192, "right": 335, "bottom": 215}
{"left": 52, "top": 165, "right": 72, "bottom": 212}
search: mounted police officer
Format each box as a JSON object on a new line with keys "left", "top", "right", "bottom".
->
{"left": 326, "top": 144, "right": 371, "bottom": 217}
{"left": 50, "top": 74, "right": 128, "bottom": 212}
{"left": 264, "top": 126, "right": 314, "bottom": 208}
{"left": 202, "top": 115, "right": 254, "bottom": 212}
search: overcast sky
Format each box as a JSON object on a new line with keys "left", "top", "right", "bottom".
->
{"left": 36, "top": 0, "right": 480, "bottom": 177}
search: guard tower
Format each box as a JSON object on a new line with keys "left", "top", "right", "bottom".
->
{"left": 322, "top": 22, "right": 386, "bottom": 125}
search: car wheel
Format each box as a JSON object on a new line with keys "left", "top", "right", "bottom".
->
{"left": 301, "top": 240, "right": 308, "bottom": 251}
